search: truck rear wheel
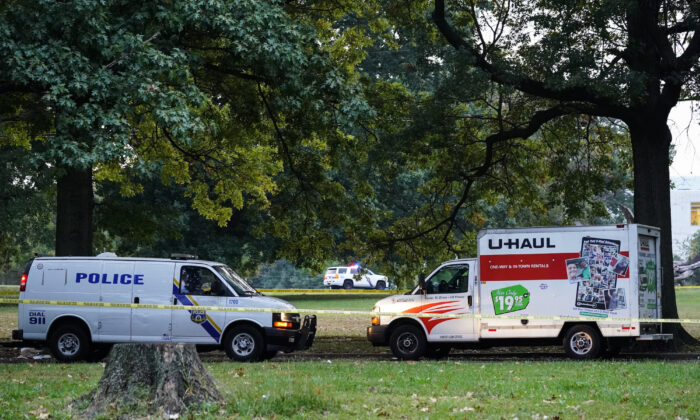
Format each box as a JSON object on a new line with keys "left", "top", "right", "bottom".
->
{"left": 49, "top": 324, "right": 91, "bottom": 362}
{"left": 389, "top": 324, "right": 426, "bottom": 360}
{"left": 563, "top": 325, "right": 602, "bottom": 360}
{"left": 223, "top": 325, "right": 264, "bottom": 362}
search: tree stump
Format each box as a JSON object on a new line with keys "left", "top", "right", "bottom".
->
{"left": 76, "top": 343, "right": 223, "bottom": 418}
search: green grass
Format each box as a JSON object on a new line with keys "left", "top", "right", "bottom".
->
{"left": 0, "top": 360, "right": 698, "bottom": 419}
{"left": 273, "top": 293, "right": 390, "bottom": 311}
{"left": 677, "top": 288, "right": 700, "bottom": 338}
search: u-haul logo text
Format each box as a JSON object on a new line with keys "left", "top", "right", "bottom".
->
{"left": 488, "top": 237, "right": 556, "bottom": 250}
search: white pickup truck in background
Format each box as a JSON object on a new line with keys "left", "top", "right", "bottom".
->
{"left": 324, "top": 264, "right": 390, "bottom": 290}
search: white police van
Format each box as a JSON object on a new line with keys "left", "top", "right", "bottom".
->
{"left": 13, "top": 253, "right": 316, "bottom": 362}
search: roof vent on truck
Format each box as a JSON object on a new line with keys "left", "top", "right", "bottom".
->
{"left": 171, "top": 253, "right": 198, "bottom": 260}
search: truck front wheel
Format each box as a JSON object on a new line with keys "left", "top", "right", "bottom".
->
{"left": 389, "top": 324, "right": 426, "bottom": 360}
{"left": 563, "top": 325, "right": 602, "bottom": 360}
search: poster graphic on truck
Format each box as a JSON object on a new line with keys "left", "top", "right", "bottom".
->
{"left": 575, "top": 237, "right": 626, "bottom": 311}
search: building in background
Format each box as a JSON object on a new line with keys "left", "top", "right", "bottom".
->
{"left": 671, "top": 176, "right": 700, "bottom": 258}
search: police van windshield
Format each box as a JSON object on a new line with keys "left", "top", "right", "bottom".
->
{"left": 214, "top": 266, "right": 259, "bottom": 296}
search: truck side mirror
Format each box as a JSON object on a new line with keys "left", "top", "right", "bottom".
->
{"left": 418, "top": 273, "right": 426, "bottom": 291}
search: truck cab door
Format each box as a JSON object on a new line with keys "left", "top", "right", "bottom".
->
{"left": 172, "top": 265, "right": 228, "bottom": 344}
{"left": 421, "top": 262, "right": 477, "bottom": 342}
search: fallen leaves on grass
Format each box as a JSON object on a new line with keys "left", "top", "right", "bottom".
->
{"left": 28, "top": 406, "right": 50, "bottom": 419}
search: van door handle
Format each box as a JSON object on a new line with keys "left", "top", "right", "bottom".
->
{"left": 173, "top": 297, "right": 177, "bottom": 305}
{"left": 134, "top": 297, "right": 140, "bottom": 304}
{"left": 467, "top": 296, "right": 472, "bottom": 307}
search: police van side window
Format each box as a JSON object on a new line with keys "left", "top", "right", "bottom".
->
{"left": 338, "top": 268, "right": 347, "bottom": 274}
{"left": 180, "top": 267, "right": 229, "bottom": 297}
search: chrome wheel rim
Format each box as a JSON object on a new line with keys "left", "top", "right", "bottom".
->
{"left": 57, "top": 333, "right": 80, "bottom": 356}
{"left": 570, "top": 331, "right": 593, "bottom": 355}
{"left": 397, "top": 332, "right": 418, "bottom": 354}
{"left": 232, "top": 332, "right": 255, "bottom": 356}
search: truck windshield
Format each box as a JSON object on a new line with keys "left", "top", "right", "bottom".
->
{"left": 214, "top": 266, "right": 259, "bottom": 296}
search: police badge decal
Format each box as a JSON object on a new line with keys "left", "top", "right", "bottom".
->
{"left": 190, "top": 310, "right": 207, "bottom": 324}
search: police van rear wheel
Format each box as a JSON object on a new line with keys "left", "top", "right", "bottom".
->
{"left": 389, "top": 324, "right": 426, "bottom": 360}
{"left": 50, "top": 324, "right": 90, "bottom": 362}
{"left": 224, "top": 326, "right": 264, "bottom": 362}
{"left": 343, "top": 280, "right": 353, "bottom": 289}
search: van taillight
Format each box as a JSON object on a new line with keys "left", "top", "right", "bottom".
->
{"left": 20, "top": 274, "right": 27, "bottom": 292}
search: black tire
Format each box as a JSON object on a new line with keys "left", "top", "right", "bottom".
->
{"left": 375, "top": 281, "right": 386, "bottom": 290}
{"left": 425, "top": 344, "right": 451, "bottom": 360}
{"left": 563, "top": 325, "right": 602, "bottom": 360}
{"left": 343, "top": 280, "right": 353, "bottom": 289}
{"left": 223, "top": 325, "right": 264, "bottom": 362}
{"left": 389, "top": 324, "right": 427, "bottom": 360}
{"left": 49, "top": 324, "right": 91, "bottom": 362}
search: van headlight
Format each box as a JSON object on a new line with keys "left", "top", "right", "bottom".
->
{"left": 371, "top": 305, "right": 380, "bottom": 326}
{"left": 273, "top": 312, "right": 301, "bottom": 329}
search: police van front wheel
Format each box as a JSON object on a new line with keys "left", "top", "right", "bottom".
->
{"left": 223, "top": 326, "right": 264, "bottom": 362}
{"left": 49, "top": 324, "right": 91, "bottom": 362}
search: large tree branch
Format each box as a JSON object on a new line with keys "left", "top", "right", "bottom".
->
{"left": 381, "top": 104, "right": 580, "bottom": 245}
{"left": 432, "top": 0, "right": 627, "bottom": 117}
{"left": 676, "top": 27, "right": 700, "bottom": 72}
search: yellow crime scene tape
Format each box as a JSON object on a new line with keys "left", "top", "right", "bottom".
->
{"left": 0, "top": 286, "right": 698, "bottom": 295}
{"left": 1, "top": 298, "right": 698, "bottom": 324}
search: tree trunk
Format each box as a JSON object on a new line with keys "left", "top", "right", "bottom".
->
{"left": 75, "top": 343, "right": 223, "bottom": 418}
{"left": 56, "top": 166, "right": 94, "bottom": 256}
{"left": 628, "top": 116, "right": 696, "bottom": 343}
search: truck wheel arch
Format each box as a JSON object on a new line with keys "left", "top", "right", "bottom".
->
{"left": 558, "top": 322, "right": 601, "bottom": 340}
{"left": 47, "top": 315, "right": 93, "bottom": 344}
{"left": 386, "top": 318, "right": 427, "bottom": 343}
{"left": 221, "top": 320, "right": 265, "bottom": 344}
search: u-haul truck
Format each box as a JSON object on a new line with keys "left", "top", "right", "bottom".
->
{"left": 13, "top": 254, "right": 316, "bottom": 362}
{"left": 367, "top": 224, "right": 670, "bottom": 359}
